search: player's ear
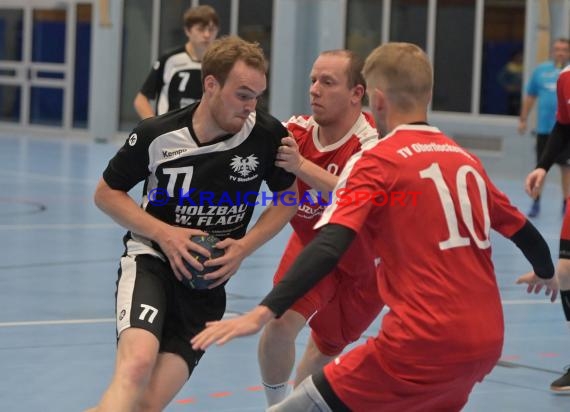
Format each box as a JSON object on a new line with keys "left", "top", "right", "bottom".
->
{"left": 352, "top": 84, "right": 366, "bottom": 104}
{"left": 203, "top": 75, "right": 219, "bottom": 93}
{"left": 369, "top": 87, "right": 384, "bottom": 113}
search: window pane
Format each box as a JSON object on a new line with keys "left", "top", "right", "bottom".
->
{"left": 480, "top": 0, "right": 525, "bottom": 115}
{"left": 30, "top": 86, "right": 63, "bottom": 126}
{"left": 159, "top": 1, "right": 191, "bottom": 54}
{"left": 432, "top": 0, "right": 475, "bottom": 112}
{"left": 119, "top": 0, "right": 153, "bottom": 131}
{"left": 238, "top": 0, "right": 272, "bottom": 55}
{"left": 0, "top": 9, "right": 23, "bottom": 61}
{"left": 238, "top": 0, "right": 273, "bottom": 111}
{"left": 345, "top": 0, "right": 382, "bottom": 59}
{"left": 32, "top": 9, "right": 66, "bottom": 63}
{"left": 0, "top": 84, "right": 21, "bottom": 122}
{"left": 390, "top": 0, "right": 427, "bottom": 50}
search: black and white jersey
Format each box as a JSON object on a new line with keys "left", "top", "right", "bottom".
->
{"left": 103, "top": 103, "right": 295, "bottom": 258}
{"left": 140, "top": 46, "right": 203, "bottom": 115}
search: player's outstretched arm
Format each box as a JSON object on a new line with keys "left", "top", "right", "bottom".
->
{"left": 509, "top": 220, "right": 556, "bottom": 301}
{"left": 525, "top": 122, "right": 570, "bottom": 198}
{"left": 516, "top": 271, "right": 559, "bottom": 302}
{"left": 524, "top": 168, "right": 547, "bottom": 199}
{"left": 517, "top": 95, "right": 536, "bottom": 135}
{"left": 191, "top": 306, "right": 274, "bottom": 350}
{"left": 193, "top": 224, "right": 356, "bottom": 349}
{"left": 94, "top": 178, "right": 209, "bottom": 280}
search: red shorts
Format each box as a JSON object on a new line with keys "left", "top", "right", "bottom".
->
{"left": 273, "top": 232, "right": 383, "bottom": 356}
{"left": 324, "top": 338, "right": 499, "bottom": 412}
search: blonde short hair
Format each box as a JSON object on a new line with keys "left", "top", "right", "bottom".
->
{"left": 363, "top": 42, "right": 433, "bottom": 111}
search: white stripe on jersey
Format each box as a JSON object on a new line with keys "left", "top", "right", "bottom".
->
{"left": 147, "top": 111, "right": 257, "bottom": 173}
{"left": 381, "top": 123, "right": 442, "bottom": 141}
{"left": 285, "top": 113, "right": 378, "bottom": 152}
{"left": 283, "top": 115, "right": 316, "bottom": 130}
{"left": 157, "top": 52, "right": 201, "bottom": 115}
{"left": 312, "top": 113, "right": 377, "bottom": 152}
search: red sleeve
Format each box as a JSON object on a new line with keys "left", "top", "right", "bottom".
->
{"left": 556, "top": 70, "right": 570, "bottom": 124}
{"left": 315, "top": 149, "right": 383, "bottom": 232}
{"left": 285, "top": 115, "right": 311, "bottom": 143}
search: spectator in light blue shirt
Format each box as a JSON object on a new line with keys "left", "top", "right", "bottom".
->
{"left": 519, "top": 38, "right": 570, "bottom": 218}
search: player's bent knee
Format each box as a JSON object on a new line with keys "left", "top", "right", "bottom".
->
{"left": 309, "top": 329, "right": 349, "bottom": 357}
{"left": 311, "top": 336, "right": 344, "bottom": 357}
{"left": 118, "top": 352, "right": 156, "bottom": 387}
{"left": 264, "top": 316, "right": 304, "bottom": 341}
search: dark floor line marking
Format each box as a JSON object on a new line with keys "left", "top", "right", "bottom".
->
{"left": 0, "top": 197, "right": 47, "bottom": 216}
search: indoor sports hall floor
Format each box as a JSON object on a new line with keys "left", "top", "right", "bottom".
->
{"left": 0, "top": 132, "right": 569, "bottom": 412}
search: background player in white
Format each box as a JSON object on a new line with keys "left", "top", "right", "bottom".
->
{"left": 258, "top": 50, "right": 381, "bottom": 406}
{"left": 133, "top": 5, "right": 219, "bottom": 119}
{"left": 192, "top": 42, "right": 558, "bottom": 412}
{"left": 88, "top": 37, "right": 297, "bottom": 412}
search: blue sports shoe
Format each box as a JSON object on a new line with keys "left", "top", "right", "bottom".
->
{"left": 527, "top": 201, "right": 540, "bottom": 218}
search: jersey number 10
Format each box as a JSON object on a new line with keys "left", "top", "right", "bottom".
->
{"left": 420, "top": 163, "right": 491, "bottom": 251}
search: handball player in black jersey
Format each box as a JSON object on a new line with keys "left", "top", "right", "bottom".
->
{"left": 88, "top": 36, "right": 296, "bottom": 412}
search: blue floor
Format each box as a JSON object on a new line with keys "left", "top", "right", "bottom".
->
{"left": 0, "top": 133, "right": 568, "bottom": 411}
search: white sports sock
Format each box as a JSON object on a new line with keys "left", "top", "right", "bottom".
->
{"left": 267, "top": 376, "right": 332, "bottom": 412}
{"left": 263, "top": 381, "right": 289, "bottom": 406}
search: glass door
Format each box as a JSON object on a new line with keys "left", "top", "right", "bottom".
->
{"left": 0, "top": 1, "right": 87, "bottom": 130}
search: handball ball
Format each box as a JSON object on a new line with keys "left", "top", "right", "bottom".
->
{"left": 181, "top": 235, "right": 224, "bottom": 290}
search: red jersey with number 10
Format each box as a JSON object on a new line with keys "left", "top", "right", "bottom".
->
{"left": 317, "top": 124, "right": 527, "bottom": 363}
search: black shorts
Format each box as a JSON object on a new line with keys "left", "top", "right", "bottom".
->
{"left": 536, "top": 133, "right": 570, "bottom": 166}
{"left": 115, "top": 254, "right": 226, "bottom": 375}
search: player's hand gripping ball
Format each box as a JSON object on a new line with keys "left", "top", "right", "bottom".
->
{"left": 182, "top": 235, "right": 224, "bottom": 290}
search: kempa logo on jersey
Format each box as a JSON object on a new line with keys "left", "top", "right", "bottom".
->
{"left": 229, "top": 154, "right": 259, "bottom": 182}
{"left": 147, "top": 187, "right": 421, "bottom": 208}
{"left": 162, "top": 148, "right": 188, "bottom": 158}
